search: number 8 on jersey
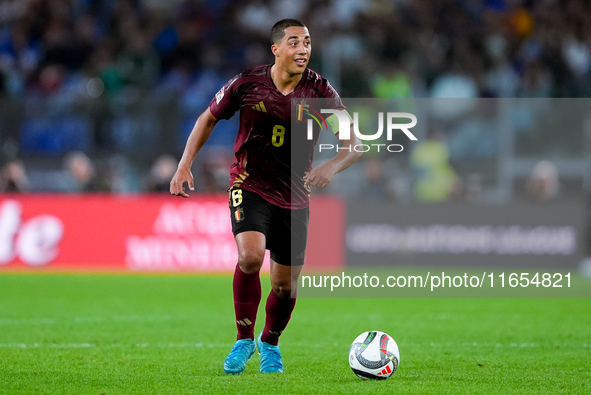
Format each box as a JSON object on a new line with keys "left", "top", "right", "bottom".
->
{"left": 272, "top": 125, "right": 286, "bottom": 147}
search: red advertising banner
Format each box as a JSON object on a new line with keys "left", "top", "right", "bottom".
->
{"left": 0, "top": 194, "right": 344, "bottom": 272}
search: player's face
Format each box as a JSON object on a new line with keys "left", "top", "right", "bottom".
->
{"left": 272, "top": 26, "right": 311, "bottom": 76}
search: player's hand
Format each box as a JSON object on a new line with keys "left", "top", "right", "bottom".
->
{"left": 304, "top": 162, "right": 338, "bottom": 189}
{"left": 170, "top": 166, "right": 194, "bottom": 198}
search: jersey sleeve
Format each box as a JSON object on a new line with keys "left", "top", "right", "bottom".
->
{"left": 209, "top": 74, "right": 241, "bottom": 120}
{"left": 322, "top": 80, "right": 351, "bottom": 135}
{"left": 323, "top": 81, "right": 346, "bottom": 111}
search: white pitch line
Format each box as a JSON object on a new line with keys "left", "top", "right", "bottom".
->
{"left": 0, "top": 318, "right": 56, "bottom": 325}
{"left": 0, "top": 315, "right": 178, "bottom": 326}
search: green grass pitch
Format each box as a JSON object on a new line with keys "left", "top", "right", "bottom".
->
{"left": 0, "top": 273, "right": 590, "bottom": 394}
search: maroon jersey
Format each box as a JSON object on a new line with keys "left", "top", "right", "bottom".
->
{"left": 209, "top": 64, "right": 345, "bottom": 209}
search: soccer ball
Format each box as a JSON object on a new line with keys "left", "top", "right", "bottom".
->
{"left": 348, "top": 331, "right": 400, "bottom": 380}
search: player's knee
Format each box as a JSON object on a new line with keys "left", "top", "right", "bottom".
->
{"left": 237, "top": 250, "right": 264, "bottom": 274}
{"left": 272, "top": 282, "right": 293, "bottom": 300}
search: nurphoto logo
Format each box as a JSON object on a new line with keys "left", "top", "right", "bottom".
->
{"left": 305, "top": 107, "right": 418, "bottom": 153}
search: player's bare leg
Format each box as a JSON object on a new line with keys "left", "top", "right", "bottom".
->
{"left": 236, "top": 231, "right": 266, "bottom": 274}
{"left": 223, "top": 231, "right": 266, "bottom": 375}
{"left": 257, "top": 260, "right": 302, "bottom": 373}
{"left": 269, "top": 259, "right": 302, "bottom": 299}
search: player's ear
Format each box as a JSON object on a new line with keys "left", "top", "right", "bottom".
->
{"left": 271, "top": 43, "right": 278, "bottom": 57}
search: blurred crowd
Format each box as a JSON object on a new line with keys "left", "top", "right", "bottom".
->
{"left": 1, "top": 0, "right": 590, "bottom": 99}
{"left": 0, "top": 0, "right": 589, "bottom": 199}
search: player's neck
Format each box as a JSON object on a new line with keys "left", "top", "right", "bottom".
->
{"left": 270, "top": 64, "right": 303, "bottom": 95}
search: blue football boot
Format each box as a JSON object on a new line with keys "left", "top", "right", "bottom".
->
{"left": 223, "top": 339, "right": 255, "bottom": 375}
{"left": 257, "top": 333, "right": 283, "bottom": 373}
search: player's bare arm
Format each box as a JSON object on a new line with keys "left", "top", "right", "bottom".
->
{"left": 304, "top": 126, "right": 362, "bottom": 189}
{"left": 170, "top": 107, "right": 219, "bottom": 198}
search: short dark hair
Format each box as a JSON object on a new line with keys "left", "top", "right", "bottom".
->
{"left": 271, "top": 19, "right": 306, "bottom": 44}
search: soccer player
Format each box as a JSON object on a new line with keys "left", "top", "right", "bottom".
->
{"left": 170, "top": 19, "right": 361, "bottom": 374}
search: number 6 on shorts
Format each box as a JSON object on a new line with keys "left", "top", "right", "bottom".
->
{"left": 231, "top": 189, "right": 243, "bottom": 207}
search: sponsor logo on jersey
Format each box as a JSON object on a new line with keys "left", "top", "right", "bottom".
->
{"left": 251, "top": 101, "right": 267, "bottom": 112}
